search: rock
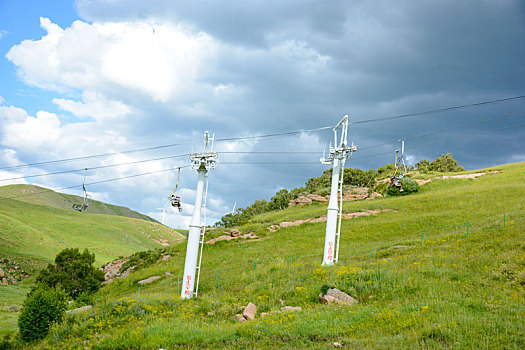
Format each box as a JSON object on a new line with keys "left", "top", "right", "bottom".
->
{"left": 230, "top": 229, "right": 241, "bottom": 237}
{"left": 206, "top": 235, "right": 234, "bottom": 244}
{"left": 8, "top": 277, "right": 17, "bottom": 285}
{"left": 288, "top": 196, "right": 312, "bottom": 207}
{"left": 267, "top": 225, "right": 280, "bottom": 232}
{"left": 306, "top": 193, "right": 328, "bottom": 202}
{"left": 319, "top": 294, "right": 337, "bottom": 304}
{"left": 243, "top": 302, "right": 257, "bottom": 320}
{"left": 138, "top": 276, "right": 161, "bottom": 285}
{"left": 1, "top": 277, "right": 7, "bottom": 285}
{"left": 261, "top": 312, "right": 270, "bottom": 318}
{"left": 66, "top": 305, "right": 92, "bottom": 314}
{"left": 0, "top": 268, "right": 4, "bottom": 277}
{"left": 161, "top": 255, "right": 172, "bottom": 262}
{"left": 281, "top": 306, "right": 302, "bottom": 312}
{"left": 207, "top": 311, "right": 215, "bottom": 316}
{"left": 102, "top": 258, "right": 129, "bottom": 283}
{"left": 333, "top": 342, "right": 343, "bottom": 347}
{"left": 279, "top": 299, "right": 285, "bottom": 306}
{"left": 367, "top": 192, "right": 383, "bottom": 200}
{"left": 165, "top": 271, "right": 173, "bottom": 277}
{"left": 8, "top": 305, "right": 19, "bottom": 312}
{"left": 323, "top": 288, "right": 358, "bottom": 306}
{"left": 342, "top": 187, "right": 369, "bottom": 201}
{"left": 233, "top": 314, "right": 246, "bottom": 322}
{"left": 280, "top": 220, "right": 308, "bottom": 228}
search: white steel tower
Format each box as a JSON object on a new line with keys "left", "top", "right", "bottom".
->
{"left": 320, "top": 115, "right": 357, "bottom": 265}
{"left": 181, "top": 131, "right": 217, "bottom": 298}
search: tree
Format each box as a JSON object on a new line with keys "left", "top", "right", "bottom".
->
{"left": 386, "top": 177, "right": 419, "bottom": 196}
{"left": 36, "top": 248, "right": 104, "bottom": 299}
{"left": 429, "top": 153, "right": 465, "bottom": 172}
{"left": 18, "top": 287, "right": 67, "bottom": 341}
{"left": 268, "top": 189, "right": 292, "bottom": 210}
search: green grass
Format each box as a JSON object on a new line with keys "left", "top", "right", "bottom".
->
{"left": 4, "top": 162, "right": 525, "bottom": 348}
{"left": 0, "top": 190, "right": 185, "bottom": 337}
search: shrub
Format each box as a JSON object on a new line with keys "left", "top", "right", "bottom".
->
{"left": 386, "top": 177, "right": 419, "bottom": 196}
{"left": 36, "top": 248, "right": 104, "bottom": 300}
{"left": 18, "top": 287, "right": 67, "bottom": 342}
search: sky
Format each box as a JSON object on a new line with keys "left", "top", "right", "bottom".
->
{"left": 0, "top": 0, "right": 524, "bottom": 229}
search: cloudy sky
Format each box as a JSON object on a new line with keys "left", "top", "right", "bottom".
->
{"left": 1, "top": 0, "right": 524, "bottom": 228}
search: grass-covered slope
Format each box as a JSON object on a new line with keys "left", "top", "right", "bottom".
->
{"left": 0, "top": 196, "right": 185, "bottom": 337}
{"left": 11, "top": 162, "right": 525, "bottom": 348}
{"left": 0, "top": 184, "right": 157, "bottom": 222}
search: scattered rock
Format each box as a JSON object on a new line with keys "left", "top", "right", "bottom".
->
{"left": 306, "top": 193, "right": 329, "bottom": 202}
{"left": 233, "top": 314, "right": 246, "bottom": 322}
{"left": 1, "top": 277, "right": 7, "bottom": 285}
{"left": 243, "top": 302, "right": 257, "bottom": 320}
{"left": 367, "top": 192, "right": 383, "bottom": 200}
{"left": 0, "top": 268, "right": 4, "bottom": 277}
{"left": 414, "top": 179, "right": 432, "bottom": 186}
{"left": 261, "top": 312, "right": 270, "bottom": 318}
{"left": 269, "top": 209, "right": 395, "bottom": 230}
{"left": 8, "top": 305, "right": 19, "bottom": 312}
{"left": 66, "top": 305, "right": 92, "bottom": 314}
{"left": 333, "top": 342, "right": 343, "bottom": 348}
{"left": 165, "top": 271, "right": 173, "bottom": 277}
{"left": 138, "top": 276, "right": 161, "bottom": 285}
{"left": 319, "top": 294, "right": 337, "bottom": 304}
{"left": 102, "top": 258, "right": 129, "bottom": 285}
{"left": 288, "top": 196, "right": 313, "bottom": 207}
{"left": 160, "top": 255, "right": 172, "bottom": 262}
{"left": 442, "top": 172, "right": 485, "bottom": 179}
{"left": 388, "top": 245, "right": 413, "bottom": 250}
{"left": 230, "top": 229, "right": 241, "bottom": 237}
{"left": 267, "top": 225, "right": 280, "bottom": 232}
{"left": 206, "top": 232, "right": 259, "bottom": 244}
{"left": 207, "top": 311, "right": 215, "bottom": 316}
{"left": 342, "top": 187, "right": 369, "bottom": 201}
{"left": 320, "top": 288, "right": 358, "bottom": 306}
{"left": 279, "top": 299, "right": 285, "bottom": 306}
{"left": 281, "top": 306, "right": 302, "bottom": 312}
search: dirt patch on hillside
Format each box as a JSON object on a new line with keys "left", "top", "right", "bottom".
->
{"left": 268, "top": 209, "right": 396, "bottom": 231}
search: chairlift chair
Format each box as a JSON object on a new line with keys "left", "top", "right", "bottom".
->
{"left": 73, "top": 169, "right": 91, "bottom": 212}
{"left": 390, "top": 140, "right": 408, "bottom": 192}
{"left": 169, "top": 168, "right": 183, "bottom": 212}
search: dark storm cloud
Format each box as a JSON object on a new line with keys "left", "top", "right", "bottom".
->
{"left": 4, "top": 0, "right": 520, "bottom": 217}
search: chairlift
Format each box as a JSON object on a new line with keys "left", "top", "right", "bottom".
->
{"left": 72, "top": 168, "right": 91, "bottom": 212}
{"left": 390, "top": 139, "right": 408, "bottom": 192}
{"left": 169, "top": 168, "right": 182, "bottom": 212}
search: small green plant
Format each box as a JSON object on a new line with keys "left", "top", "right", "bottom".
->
{"left": 18, "top": 287, "right": 67, "bottom": 342}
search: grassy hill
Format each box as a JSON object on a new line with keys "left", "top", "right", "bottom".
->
{"left": 3, "top": 162, "right": 525, "bottom": 348}
{"left": 0, "top": 192, "right": 186, "bottom": 337}
{"left": 0, "top": 184, "right": 158, "bottom": 222}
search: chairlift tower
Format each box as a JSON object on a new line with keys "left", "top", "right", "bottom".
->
{"left": 181, "top": 131, "right": 217, "bottom": 299}
{"left": 320, "top": 115, "right": 357, "bottom": 265}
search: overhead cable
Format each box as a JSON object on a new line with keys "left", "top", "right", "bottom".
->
{"left": 0, "top": 165, "right": 191, "bottom": 201}
{"left": 351, "top": 95, "right": 525, "bottom": 125}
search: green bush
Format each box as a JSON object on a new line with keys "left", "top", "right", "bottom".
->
{"left": 18, "top": 287, "right": 67, "bottom": 342}
{"left": 36, "top": 248, "right": 104, "bottom": 300}
{"left": 386, "top": 177, "right": 419, "bottom": 196}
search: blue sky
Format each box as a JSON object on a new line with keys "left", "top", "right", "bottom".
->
{"left": 0, "top": 0, "right": 524, "bottom": 228}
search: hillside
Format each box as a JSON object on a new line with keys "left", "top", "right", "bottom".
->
{"left": 3, "top": 162, "right": 525, "bottom": 348}
{"left": 0, "top": 184, "right": 158, "bottom": 222}
{"left": 0, "top": 195, "right": 186, "bottom": 337}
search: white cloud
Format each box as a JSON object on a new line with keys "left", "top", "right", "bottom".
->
{"left": 6, "top": 17, "right": 217, "bottom": 102}
{"left": 53, "top": 91, "right": 131, "bottom": 120}
{"left": 3, "top": 110, "right": 61, "bottom": 150}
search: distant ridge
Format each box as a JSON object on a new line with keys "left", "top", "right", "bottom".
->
{"left": 0, "top": 184, "right": 158, "bottom": 223}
